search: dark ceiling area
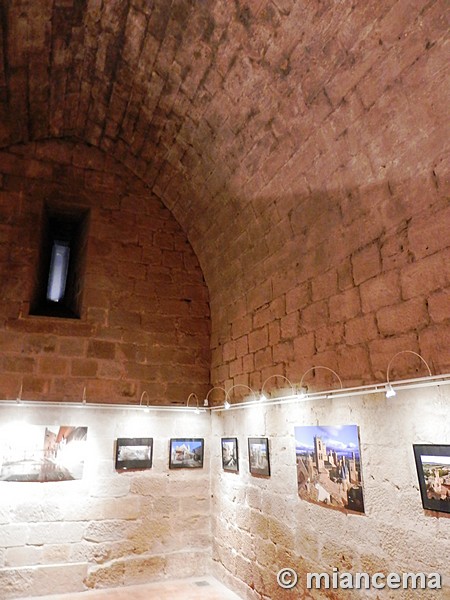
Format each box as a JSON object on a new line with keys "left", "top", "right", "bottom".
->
{"left": 1, "top": 3, "right": 447, "bottom": 266}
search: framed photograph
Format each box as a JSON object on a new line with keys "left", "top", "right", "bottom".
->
{"left": 0, "top": 425, "right": 88, "bottom": 482}
{"left": 413, "top": 444, "right": 450, "bottom": 514}
{"left": 115, "top": 438, "right": 153, "bottom": 471}
{"left": 294, "top": 425, "right": 365, "bottom": 514}
{"left": 222, "top": 438, "right": 239, "bottom": 472}
{"left": 248, "top": 437, "right": 270, "bottom": 476}
{"left": 169, "top": 438, "right": 204, "bottom": 468}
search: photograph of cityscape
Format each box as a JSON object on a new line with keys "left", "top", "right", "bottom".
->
{"left": 221, "top": 438, "right": 239, "bottom": 472}
{"left": 294, "top": 424, "right": 365, "bottom": 514}
{"left": 248, "top": 437, "right": 270, "bottom": 476}
{"left": 115, "top": 438, "right": 153, "bottom": 470}
{"left": 413, "top": 444, "right": 450, "bottom": 514}
{"left": 169, "top": 438, "right": 204, "bottom": 468}
{"left": 0, "top": 424, "right": 88, "bottom": 482}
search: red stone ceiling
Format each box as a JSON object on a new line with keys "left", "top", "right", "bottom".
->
{"left": 0, "top": 0, "right": 448, "bottom": 300}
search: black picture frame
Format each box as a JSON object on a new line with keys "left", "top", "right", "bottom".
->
{"left": 115, "top": 438, "right": 153, "bottom": 471}
{"left": 413, "top": 444, "right": 450, "bottom": 513}
{"left": 221, "top": 437, "right": 239, "bottom": 472}
{"left": 248, "top": 437, "right": 270, "bottom": 477}
{"left": 169, "top": 438, "right": 204, "bottom": 469}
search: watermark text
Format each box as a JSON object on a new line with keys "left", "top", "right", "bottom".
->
{"left": 276, "top": 568, "right": 441, "bottom": 590}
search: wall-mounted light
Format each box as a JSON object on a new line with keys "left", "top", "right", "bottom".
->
{"left": 204, "top": 386, "right": 227, "bottom": 408}
{"left": 298, "top": 366, "right": 343, "bottom": 400}
{"left": 186, "top": 392, "right": 201, "bottom": 414}
{"left": 139, "top": 390, "right": 150, "bottom": 413}
{"left": 223, "top": 383, "right": 257, "bottom": 411}
{"left": 75, "top": 386, "right": 88, "bottom": 409}
{"left": 385, "top": 351, "right": 432, "bottom": 399}
{"left": 16, "top": 382, "right": 23, "bottom": 406}
{"left": 296, "top": 387, "right": 308, "bottom": 400}
{"left": 385, "top": 383, "right": 396, "bottom": 398}
{"left": 260, "top": 374, "right": 296, "bottom": 402}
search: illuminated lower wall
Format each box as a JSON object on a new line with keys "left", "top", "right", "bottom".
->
{"left": 0, "top": 407, "right": 211, "bottom": 599}
{"left": 1, "top": 384, "right": 449, "bottom": 600}
{"left": 210, "top": 385, "right": 450, "bottom": 599}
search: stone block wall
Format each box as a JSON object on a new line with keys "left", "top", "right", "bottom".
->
{"left": 1, "top": 1, "right": 448, "bottom": 403}
{"left": 0, "top": 405, "right": 211, "bottom": 599}
{"left": 0, "top": 140, "right": 211, "bottom": 405}
{"left": 1, "top": 385, "right": 449, "bottom": 600}
{"left": 1, "top": 1, "right": 449, "bottom": 407}
{"left": 208, "top": 185, "right": 450, "bottom": 396}
{"left": 163, "top": 1, "right": 449, "bottom": 396}
{"left": 211, "top": 385, "right": 450, "bottom": 599}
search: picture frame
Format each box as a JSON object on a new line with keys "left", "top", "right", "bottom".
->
{"left": 169, "top": 438, "right": 204, "bottom": 469}
{"left": 294, "top": 424, "right": 365, "bottom": 514}
{"left": 0, "top": 425, "right": 88, "bottom": 482}
{"left": 115, "top": 438, "right": 153, "bottom": 471}
{"left": 248, "top": 437, "right": 270, "bottom": 477}
{"left": 413, "top": 444, "right": 450, "bottom": 514}
{"left": 221, "top": 437, "right": 239, "bottom": 472}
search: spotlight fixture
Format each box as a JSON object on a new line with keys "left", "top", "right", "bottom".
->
{"left": 385, "top": 350, "right": 432, "bottom": 400}
{"left": 260, "top": 374, "right": 296, "bottom": 402}
{"left": 224, "top": 383, "right": 257, "bottom": 411}
{"left": 298, "top": 366, "right": 343, "bottom": 399}
{"left": 16, "top": 382, "right": 23, "bottom": 406}
{"left": 77, "top": 386, "right": 88, "bottom": 408}
{"left": 204, "top": 386, "right": 227, "bottom": 408}
{"left": 296, "top": 388, "right": 308, "bottom": 400}
{"left": 385, "top": 383, "right": 396, "bottom": 398}
{"left": 186, "top": 392, "right": 201, "bottom": 414}
{"left": 139, "top": 390, "right": 150, "bottom": 413}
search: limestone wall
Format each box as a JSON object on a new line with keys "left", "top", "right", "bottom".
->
{"left": 211, "top": 384, "right": 450, "bottom": 599}
{"left": 0, "top": 405, "right": 211, "bottom": 599}
{"left": 1, "top": 384, "right": 449, "bottom": 600}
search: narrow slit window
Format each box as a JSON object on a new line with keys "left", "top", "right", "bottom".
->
{"left": 31, "top": 206, "right": 89, "bottom": 319}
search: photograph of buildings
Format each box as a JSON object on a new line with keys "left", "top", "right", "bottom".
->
{"left": 0, "top": 425, "right": 88, "bottom": 482}
{"left": 115, "top": 438, "right": 153, "bottom": 470}
{"left": 295, "top": 425, "right": 365, "bottom": 514}
{"left": 248, "top": 437, "right": 270, "bottom": 476}
{"left": 169, "top": 438, "right": 204, "bottom": 468}
{"left": 414, "top": 445, "right": 450, "bottom": 513}
{"left": 221, "top": 438, "right": 239, "bottom": 472}
{"left": 422, "top": 456, "right": 450, "bottom": 501}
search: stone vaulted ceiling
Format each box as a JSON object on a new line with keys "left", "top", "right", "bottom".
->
{"left": 0, "top": 0, "right": 449, "bottom": 308}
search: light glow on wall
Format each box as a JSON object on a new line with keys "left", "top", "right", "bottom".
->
{"left": 56, "top": 440, "right": 87, "bottom": 470}
{"left": 0, "top": 424, "right": 88, "bottom": 482}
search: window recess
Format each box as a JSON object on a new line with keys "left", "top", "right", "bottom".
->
{"left": 30, "top": 205, "right": 89, "bottom": 319}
